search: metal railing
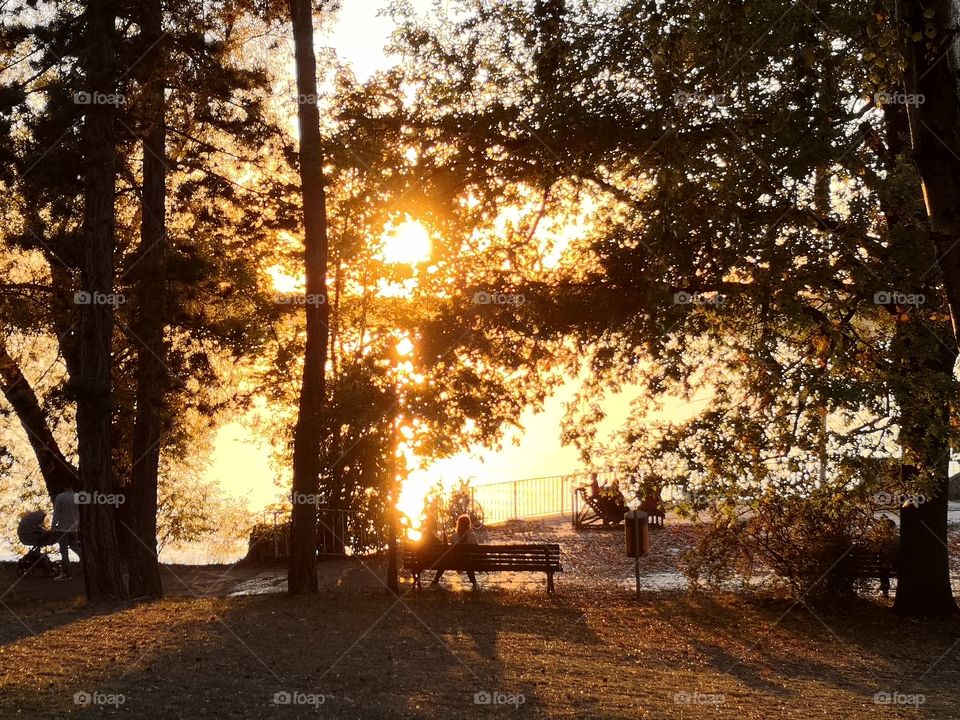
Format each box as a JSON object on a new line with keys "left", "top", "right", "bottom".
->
{"left": 253, "top": 470, "right": 618, "bottom": 557}
{"left": 437, "top": 471, "right": 612, "bottom": 526}
{"left": 253, "top": 506, "right": 385, "bottom": 558}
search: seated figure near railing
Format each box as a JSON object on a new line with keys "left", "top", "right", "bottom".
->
{"left": 430, "top": 514, "right": 480, "bottom": 590}
{"left": 599, "top": 479, "right": 629, "bottom": 518}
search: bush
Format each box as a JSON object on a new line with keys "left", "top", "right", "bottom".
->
{"left": 681, "top": 487, "right": 893, "bottom": 602}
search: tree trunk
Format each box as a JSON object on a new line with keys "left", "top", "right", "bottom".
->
{"left": 287, "top": 0, "right": 331, "bottom": 595}
{"left": 77, "top": 0, "right": 125, "bottom": 601}
{"left": 0, "top": 344, "right": 77, "bottom": 499}
{"left": 891, "top": 330, "right": 958, "bottom": 617}
{"left": 123, "top": 0, "right": 167, "bottom": 600}
{"left": 896, "top": 462, "right": 956, "bottom": 617}
{"left": 876, "top": 99, "right": 957, "bottom": 617}
{"left": 898, "top": 0, "right": 960, "bottom": 348}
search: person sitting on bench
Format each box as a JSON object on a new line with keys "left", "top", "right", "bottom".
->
{"left": 601, "top": 479, "right": 629, "bottom": 519}
{"left": 417, "top": 515, "right": 445, "bottom": 585}
{"left": 431, "top": 514, "right": 479, "bottom": 590}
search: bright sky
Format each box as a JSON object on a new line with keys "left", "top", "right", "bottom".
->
{"left": 205, "top": 2, "right": 691, "bottom": 514}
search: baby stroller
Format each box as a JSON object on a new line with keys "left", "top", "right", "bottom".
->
{"left": 16, "top": 510, "right": 61, "bottom": 578}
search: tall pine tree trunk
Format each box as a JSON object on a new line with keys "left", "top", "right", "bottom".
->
{"left": 287, "top": 0, "right": 331, "bottom": 595}
{"left": 124, "top": 0, "right": 167, "bottom": 599}
{"left": 898, "top": 0, "right": 960, "bottom": 348}
{"left": 78, "top": 0, "right": 125, "bottom": 600}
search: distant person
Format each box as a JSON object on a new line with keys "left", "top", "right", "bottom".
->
{"left": 607, "top": 479, "right": 627, "bottom": 507}
{"left": 431, "top": 514, "right": 479, "bottom": 590}
{"left": 51, "top": 485, "right": 80, "bottom": 581}
{"left": 589, "top": 472, "right": 602, "bottom": 498}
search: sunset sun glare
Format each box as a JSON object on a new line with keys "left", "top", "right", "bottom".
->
{"left": 382, "top": 218, "right": 431, "bottom": 265}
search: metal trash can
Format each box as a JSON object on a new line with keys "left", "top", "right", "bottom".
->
{"left": 625, "top": 510, "right": 649, "bottom": 558}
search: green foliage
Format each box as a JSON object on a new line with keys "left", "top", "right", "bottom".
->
{"left": 382, "top": 0, "right": 957, "bottom": 596}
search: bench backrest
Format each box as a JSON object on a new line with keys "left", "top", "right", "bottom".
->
{"left": 846, "top": 548, "right": 896, "bottom": 575}
{"left": 404, "top": 543, "right": 562, "bottom": 572}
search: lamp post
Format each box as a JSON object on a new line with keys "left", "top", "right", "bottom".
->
{"left": 386, "top": 337, "right": 412, "bottom": 595}
{"left": 386, "top": 382, "right": 401, "bottom": 594}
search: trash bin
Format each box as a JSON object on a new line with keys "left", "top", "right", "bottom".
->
{"left": 625, "top": 510, "right": 649, "bottom": 558}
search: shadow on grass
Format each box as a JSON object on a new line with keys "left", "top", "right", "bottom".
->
{"left": 0, "top": 589, "right": 598, "bottom": 719}
{"left": 648, "top": 589, "right": 960, "bottom": 704}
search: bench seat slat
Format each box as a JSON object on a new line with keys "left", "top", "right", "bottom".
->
{"left": 403, "top": 543, "right": 563, "bottom": 593}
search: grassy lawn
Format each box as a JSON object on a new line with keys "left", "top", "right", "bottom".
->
{"left": 2, "top": 519, "right": 959, "bottom": 718}
{"left": 1, "top": 578, "right": 959, "bottom": 719}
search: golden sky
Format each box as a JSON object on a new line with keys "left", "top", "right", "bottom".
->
{"left": 204, "top": 2, "right": 711, "bottom": 515}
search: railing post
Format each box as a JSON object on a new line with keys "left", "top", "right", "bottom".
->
{"left": 513, "top": 480, "right": 518, "bottom": 520}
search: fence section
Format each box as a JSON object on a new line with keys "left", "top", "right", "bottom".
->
{"left": 440, "top": 472, "right": 602, "bottom": 526}
{"left": 250, "top": 507, "right": 385, "bottom": 559}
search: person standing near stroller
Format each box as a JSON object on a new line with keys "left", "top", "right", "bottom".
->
{"left": 51, "top": 485, "right": 80, "bottom": 581}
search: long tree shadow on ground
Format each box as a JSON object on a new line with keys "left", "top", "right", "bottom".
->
{"left": 0, "top": 589, "right": 598, "bottom": 719}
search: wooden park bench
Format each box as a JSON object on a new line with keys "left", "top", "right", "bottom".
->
{"left": 403, "top": 543, "right": 563, "bottom": 593}
{"left": 847, "top": 547, "right": 896, "bottom": 598}
{"left": 639, "top": 491, "right": 666, "bottom": 527}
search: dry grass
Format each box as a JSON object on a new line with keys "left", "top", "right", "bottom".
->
{"left": 1, "top": 519, "right": 958, "bottom": 718}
